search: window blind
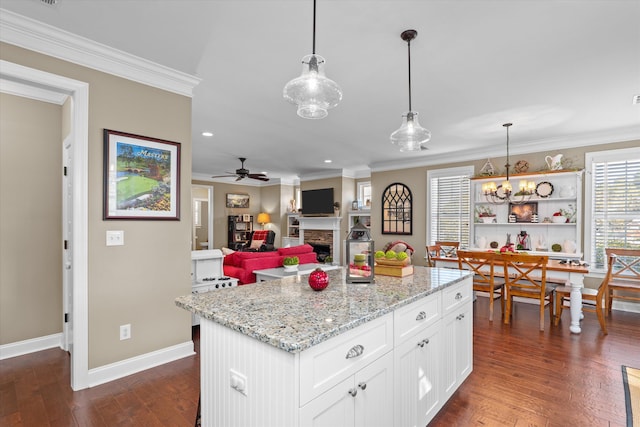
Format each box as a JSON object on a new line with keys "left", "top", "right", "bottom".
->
{"left": 590, "top": 157, "right": 640, "bottom": 268}
{"left": 429, "top": 172, "right": 470, "bottom": 247}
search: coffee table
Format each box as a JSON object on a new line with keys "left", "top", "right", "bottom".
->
{"left": 254, "top": 263, "right": 341, "bottom": 282}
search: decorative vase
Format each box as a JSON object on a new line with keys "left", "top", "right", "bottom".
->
{"left": 283, "top": 264, "right": 298, "bottom": 272}
{"left": 481, "top": 216, "right": 496, "bottom": 224}
{"left": 477, "top": 236, "right": 487, "bottom": 249}
{"left": 563, "top": 240, "right": 577, "bottom": 254}
{"left": 545, "top": 154, "right": 563, "bottom": 170}
{"left": 308, "top": 268, "right": 329, "bottom": 291}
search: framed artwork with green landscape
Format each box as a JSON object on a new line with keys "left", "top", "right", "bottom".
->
{"left": 103, "top": 129, "right": 181, "bottom": 220}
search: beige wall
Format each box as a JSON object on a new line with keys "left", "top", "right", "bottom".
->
{"left": 1, "top": 42, "right": 193, "bottom": 368}
{"left": 0, "top": 93, "right": 63, "bottom": 344}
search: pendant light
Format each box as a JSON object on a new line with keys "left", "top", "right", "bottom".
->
{"left": 482, "top": 123, "right": 536, "bottom": 205}
{"left": 283, "top": 0, "right": 342, "bottom": 119}
{"left": 390, "top": 29, "right": 431, "bottom": 152}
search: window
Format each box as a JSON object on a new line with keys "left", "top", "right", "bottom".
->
{"left": 585, "top": 147, "right": 640, "bottom": 269}
{"left": 358, "top": 181, "right": 371, "bottom": 209}
{"left": 427, "top": 166, "right": 473, "bottom": 247}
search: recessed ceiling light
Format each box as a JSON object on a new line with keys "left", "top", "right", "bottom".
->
{"left": 633, "top": 95, "right": 640, "bottom": 105}
{"left": 324, "top": 159, "right": 332, "bottom": 163}
{"left": 202, "top": 131, "right": 213, "bottom": 137}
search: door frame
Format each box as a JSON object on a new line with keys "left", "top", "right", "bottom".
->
{"left": 0, "top": 60, "right": 90, "bottom": 390}
{"left": 192, "top": 184, "right": 214, "bottom": 250}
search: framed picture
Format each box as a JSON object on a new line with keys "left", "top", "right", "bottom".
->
{"left": 226, "top": 193, "right": 250, "bottom": 208}
{"left": 242, "top": 214, "right": 251, "bottom": 222}
{"left": 509, "top": 202, "right": 538, "bottom": 223}
{"left": 352, "top": 201, "right": 359, "bottom": 210}
{"left": 103, "top": 129, "right": 180, "bottom": 220}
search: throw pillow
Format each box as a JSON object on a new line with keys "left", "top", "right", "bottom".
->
{"left": 221, "top": 247, "right": 235, "bottom": 256}
{"left": 249, "top": 239, "right": 264, "bottom": 250}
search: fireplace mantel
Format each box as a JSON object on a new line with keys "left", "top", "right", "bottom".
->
{"left": 297, "top": 216, "right": 342, "bottom": 263}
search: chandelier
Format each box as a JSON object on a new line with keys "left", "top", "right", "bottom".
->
{"left": 283, "top": 0, "right": 342, "bottom": 119}
{"left": 390, "top": 29, "right": 431, "bottom": 152}
{"left": 482, "top": 123, "right": 535, "bottom": 205}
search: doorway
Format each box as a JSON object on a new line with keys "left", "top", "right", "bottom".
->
{"left": 192, "top": 184, "right": 214, "bottom": 250}
{"left": 0, "top": 60, "right": 90, "bottom": 390}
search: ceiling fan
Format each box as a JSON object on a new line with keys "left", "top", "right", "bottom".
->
{"left": 211, "top": 157, "right": 269, "bottom": 182}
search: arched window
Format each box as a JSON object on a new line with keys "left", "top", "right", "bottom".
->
{"left": 382, "top": 183, "right": 412, "bottom": 235}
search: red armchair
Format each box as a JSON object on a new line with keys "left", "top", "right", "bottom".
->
{"left": 238, "top": 230, "right": 276, "bottom": 252}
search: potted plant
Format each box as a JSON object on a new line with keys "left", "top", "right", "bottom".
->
{"left": 475, "top": 206, "right": 496, "bottom": 223}
{"left": 552, "top": 204, "right": 575, "bottom": 223}
{"left": 282, "top": 256, "right": 299, "bottom": 272}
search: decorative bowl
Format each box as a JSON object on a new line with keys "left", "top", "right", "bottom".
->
{"left": 283, "top": 264, "right": 298, "bottom": 272}
{"left": 551, "top": 216, "right": 568, "bottom": 223}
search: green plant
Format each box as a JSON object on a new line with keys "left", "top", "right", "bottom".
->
{"left": 551, "top": 243, "right": 562, "bottom": 252}
{"left": 282, "top": 256, "right": 299, "bottom": 266}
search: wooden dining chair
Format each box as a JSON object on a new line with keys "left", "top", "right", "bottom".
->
{"left": 435, "top": 241, "right": 460, "bottom": 258}
{"left": 553, "top": 253, "right": 612, "bottom": 334}
{"left": 426, "top": 245, "right": 440, "bottom": 267}
{"left": 457, "top": 250, "right": 505, "bottom": 321}
{"left": 604, "top": 248, "right": 640, "bottom": 314}
{"left": 501, "top": 253, "right": 554, "bottom": 331}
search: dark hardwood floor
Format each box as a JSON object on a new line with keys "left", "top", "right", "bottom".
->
{"left": 1, "top": 298, "right": 638, "bottom": 426}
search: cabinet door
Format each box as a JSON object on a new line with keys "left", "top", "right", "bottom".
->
{"left": 394, "top": 322, "right": 442, "bottom": 427}
{"left": 354, "top": 351, "right": 394, "bottom": 427}
{"left": 300, "top": 376, "right": 355, "bottom": 427}
{"left": 441, "top": 301, "right": 473, "bottom": 401}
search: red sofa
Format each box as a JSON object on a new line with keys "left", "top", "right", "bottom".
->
{"left": 223, "top": 244, "right": 318, "bottom": 285}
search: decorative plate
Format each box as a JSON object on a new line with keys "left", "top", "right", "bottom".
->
{"left": 535, "top": 181, "right": 554, "bottom": 198}
{"left": 495, "top": 184, "right": 508, "bottom": 200}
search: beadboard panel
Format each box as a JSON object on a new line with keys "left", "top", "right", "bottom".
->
{"left": 201, "top": 320, "right": 299, "bottom": 427}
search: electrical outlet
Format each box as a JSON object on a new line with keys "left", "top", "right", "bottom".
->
{"left": 230, "top": 369, "right": 247, "bottom": 396}
{"left": 120, "top": 324, "right": 131, "bottom": 340}
{"left": 106, "top": 230, "right": 124, "bottom": 246}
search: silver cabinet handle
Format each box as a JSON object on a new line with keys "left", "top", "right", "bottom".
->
{"left": 455, "top": 292, "right": 463, "bottom": 300}
{"left": 456, "top": 313, "right": 465, "bottom": 320}
{"left": 358, "top": 382, "right": 367, "bottom": 390}
{"left": 417, "top": 338, "right": 430, "bottom": 347}
{"left": 348, "top": 388, "right": 358, "bottom": 397}
{"left": 346, "top": 344, "right": 364, "bottom": 359}
{"left": 415, "top": 311, "right": 426, "bottom": 321}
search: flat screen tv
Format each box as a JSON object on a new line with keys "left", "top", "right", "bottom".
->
{"left": 301, "top": 188, "right": 334, "bottom": 216}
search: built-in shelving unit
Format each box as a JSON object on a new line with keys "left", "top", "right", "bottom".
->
{"left": 470, "top": 170, "right": 583, "bottom": 258}
{"left": 348, "top": 210, "right": 371, "bottom": 230}
{"left": 282, "top": 213, "right": 300, "bottom": 247}
{"left": 228, "top": 215, "right": 253, "bottom": 249}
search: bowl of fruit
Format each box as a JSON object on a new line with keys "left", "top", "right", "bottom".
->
{"left": 374, "top": 250, "right": 411, "bottom": 266}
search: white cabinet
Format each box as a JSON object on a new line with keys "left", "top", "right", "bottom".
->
{"left": 471, "top": 170, "right": 583, "bottom": 258}
{"left": 394, "top": 321, "right": 442, "bottom": 427}
{"left": 300, "top": 351, "right": 394, "bottom": 427}
{"left": 441, "top": 300, "right": 472, "bottom": 400}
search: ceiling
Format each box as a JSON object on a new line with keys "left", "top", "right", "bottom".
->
{"left": 2, "top": 0, "right": 639, "bottom": 184}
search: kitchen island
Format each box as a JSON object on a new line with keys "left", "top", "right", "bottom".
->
{"left": 175, "top": 266, "right": 472, "bottom": 427}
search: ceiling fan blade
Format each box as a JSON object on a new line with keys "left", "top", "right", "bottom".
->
{"left": 210, "top": 174, "right": 236, "bottom": 178}
{"left": 235, "top": 176, "right": 245, "bottom": 181}
{"left": 248, "top": 174, "right": 270, "bottom": 181}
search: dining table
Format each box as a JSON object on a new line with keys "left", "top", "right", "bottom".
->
{"left": 433, "top": 255, "right": 589, "bottom": 334}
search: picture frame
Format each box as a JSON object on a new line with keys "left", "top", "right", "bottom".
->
{"left": 103, "top": 129, "right": 180, "bottom": 220}
{"left": 382, "top": 182, "right": 413, "bottom": 235}
{"left": 242, "top": 214, "right": 251, "bottom": 222}
{"left": 509, "top": 202, "right": 538, "bottom": 223}
{"left": 226, "top": 193, "right": 250, "bottom": 208}
{"left": 352, "top": 201, "right": 359, "bottom": 210}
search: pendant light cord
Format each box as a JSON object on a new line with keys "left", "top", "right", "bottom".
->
{"left": 504, "top": 123, "right": 511, "bottom": 181}
{"left": 312, "top": 0, "right": 316, "bottom": 54}
{"left": 407, "top": 38, "right": 412, "bottom": 111}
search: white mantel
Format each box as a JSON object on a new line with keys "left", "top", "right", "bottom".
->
{"left": 297, "top": 216, "right": 342, "bottom": 263}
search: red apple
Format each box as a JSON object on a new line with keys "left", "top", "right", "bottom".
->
{"left": 308, "top": 268, "right": 329, "bottom": 291}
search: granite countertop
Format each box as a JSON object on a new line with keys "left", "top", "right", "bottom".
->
{"left": 175, "top": 266, "right": 470, "bottom": 353}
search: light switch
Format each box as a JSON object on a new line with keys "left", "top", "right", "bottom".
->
{"left": 106, "top": 230, "right": 124, "bottom": 246}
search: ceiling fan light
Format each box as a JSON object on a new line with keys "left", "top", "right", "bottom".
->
{"left": 283, "top": 54, "right": 342, "bottom": 119}
{"left": 390, "top": 111, "right": 431, "bottom": 151}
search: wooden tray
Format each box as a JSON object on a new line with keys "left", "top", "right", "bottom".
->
{"left": 374, "top": 258, "right": 410, "bottom": 267}
{"left": 376, "top": 264, "right": 414, "bottom": 277}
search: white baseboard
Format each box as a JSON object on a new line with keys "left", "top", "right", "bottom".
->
{"left": 88, "top": 341, "right": 195, "bottom": 387}
{"left": 613, "top": 300, "right": 640, "bottom": 314}
{"left": 0, "top": 333, "right": 62, "bottom": 360}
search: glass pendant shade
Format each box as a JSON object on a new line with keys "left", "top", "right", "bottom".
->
{"left": 390, "top": 111, "right": 431, "bottom": 151}
{"left": 283, "top": 54, "right": 343, "bottom": 119}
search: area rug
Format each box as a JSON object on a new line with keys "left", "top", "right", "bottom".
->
{"left": 623, "top": 366, "right": 640, "bottom": 426}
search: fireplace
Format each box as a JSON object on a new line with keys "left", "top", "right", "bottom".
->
{"left": 297, "top": 216, "right": 342, "bottom": 264}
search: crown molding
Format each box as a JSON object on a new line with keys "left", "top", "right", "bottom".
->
{"left": 0, "top": 9, "right": 201, "bottom": 97}
{"left": 370, "top": 126, "right": 640, "bottom": 173}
